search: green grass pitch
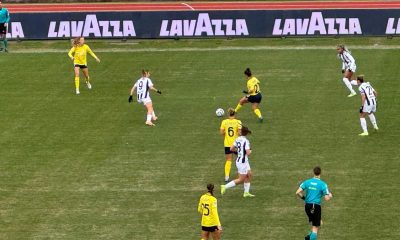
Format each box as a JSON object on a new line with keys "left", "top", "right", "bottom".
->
{"left": 0, "top": 38, "right": 399, "bottom": 239}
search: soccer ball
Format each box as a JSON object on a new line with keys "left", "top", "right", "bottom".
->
{"left": 216, "top": 108, "right": 225, "bottom": 117}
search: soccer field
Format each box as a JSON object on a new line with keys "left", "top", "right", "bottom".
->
{"left": 0, "top": 38, "right": 399, "bottom": 240}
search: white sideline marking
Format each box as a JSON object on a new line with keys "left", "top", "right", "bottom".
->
{"left": 9, "top": 45, "right": 400, "bottom": 54}
{"left": 181, "top": 2, "right": 195, "bottom": 11}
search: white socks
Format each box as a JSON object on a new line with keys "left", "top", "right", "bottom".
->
{"left": 225, "top": 181, "right": 236, "bottom": 189}
{"left": 350, "top": 80, "right": 358, "bottom": 86}
{"left": 360, "top": 118, "right": 367, "bottom": 133}
{"left": 146, "top": 114, "right": 152, "bottom": 122}
{"left": 343, "top": 78, "right": 355, "bottom": 93}
{"left": 368, "top": 113, "right": 378, "bottom": 128}
{"left": 244, "top": 182, "right": 250, "bottom": 193}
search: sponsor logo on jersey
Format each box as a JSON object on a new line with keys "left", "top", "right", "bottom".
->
{"left": 48, "top": 14, "right": 136, "bottom": 38}
{"left": 272, "top": 12, "right": 362, "bottom": 36}
{"left": 159, "top": 13, "right": 249, "bottom": 37}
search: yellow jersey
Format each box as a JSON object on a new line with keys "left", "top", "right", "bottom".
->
{"left": 68, "top": 44, "right": 98, "bottom": 66}
{"left": 220, "top": 118, "right": 242, "bottom": 147}
{"left": 247, "top": 77, "right": 261, "bottom": 96}
{"left": 198, "top": 193, "right": 221, "bottom": 227}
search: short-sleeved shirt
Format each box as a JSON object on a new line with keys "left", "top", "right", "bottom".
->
{"left": 299, "top": 177, "right": 330, "bottom": 205}
{"left": 220, "top": 118, "right": 242, "bottom": 147}
{"left": 134, "top": 77, "right": 153, "bottom": 101}
{"left": 359, "top": 82, "right": 377, "bottom": 105}
{"left": 247, "top": 77, "right": 261, "bottom": 96}
{"left": 233, "top": 136, "right": 250, "bottom": 164}
{"left": 198, "top": 193, "right": 221, "bottom": 227}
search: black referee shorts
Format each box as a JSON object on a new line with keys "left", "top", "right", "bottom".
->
{"left": 305, "top": 203, "right": 322, "bottom": 227}
{"left": 247, "top": 93, "right": 262, "bottom": 103}
{"left": 0, "top": 23, "right": 6, "bottom": 34}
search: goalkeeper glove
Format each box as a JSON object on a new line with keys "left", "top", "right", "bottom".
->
{"left": 157, "top": 90, "right": 162, "bottom": 94}
{"left": 242, "top": 90, "right": 249, "bottom": 94}
{"left": 128, "top": 95, "right": 133, "bottom": 102}
{"left": 359, "top": 106, "right": 363, "bottom": 113}
{"left": 341, "top": 69, "right": 345, "bottom": 74}
{"left": 301, "top": 196, "right": 305, "bottom": 200}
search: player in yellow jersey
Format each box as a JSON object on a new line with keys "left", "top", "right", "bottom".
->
{"left": 234, "top": 68, "right": 263, "bottom": 122}
{"left": 220, "top": 108, "right": 242, "bottom": 183}
{"left": 68, "top": 37, "right": 100, "bottom": 95}
{"left": 198, "top": 184, "right": 222, "bottom": 240}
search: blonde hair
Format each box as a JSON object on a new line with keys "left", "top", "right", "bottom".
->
{"left": 227, "top": 108, "right": 236, "bottom": 117}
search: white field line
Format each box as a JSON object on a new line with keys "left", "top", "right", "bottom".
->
{"left": 9, "top": 45, "right": 400, "bottom": 53}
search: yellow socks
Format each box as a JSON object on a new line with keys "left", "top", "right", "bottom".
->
{"left": 254, "top": 109, "right": 262, "bottom": 118}
{"left": 74, "top": 77, "right": 80, "bottom": 91}
{"left": 235, "top": 104, "right": 242, "bottom": 112}
{"left": 224, "top": 161, "right": 232, "bottom": 181}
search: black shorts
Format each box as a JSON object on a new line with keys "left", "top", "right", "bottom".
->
{"left": 202, "top": 226, "right": 218, "bottom": 232}
{"left": 247, "top": 93, "right": 262, "bottom": 103}
{"left": 224, "top": 147, "right": 237, "bottom": 155}
{"left": 305, "top": 203, "right": 322, "bottom": 227}
{"left": 74, "top": 64, "right": 88, "bottom": 69}
{"left": 0, "top": 23, "right": 6, "bottom": 34}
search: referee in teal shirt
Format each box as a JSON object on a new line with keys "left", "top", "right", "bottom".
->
{"left": 0, "top": 1, "right": 10, "bottom": 52}
{"left": 296, "top": 166, "right": 332, "bottom": 240}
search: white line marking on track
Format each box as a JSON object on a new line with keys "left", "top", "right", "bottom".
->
{"left": 181, "top": 2, "right": 195, "bottom": 11}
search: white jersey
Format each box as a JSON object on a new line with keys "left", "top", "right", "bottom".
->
{"left": 359, "top": 82, "right": 377, "bottom": 106}
{"left": 233, "top": 136, "right": 251, "bottom": 164}
{"left": 338, "top": 50, "right": 356, "bottom": 71}
{"left": 134, "top": 77, "right": 153, "bottom": 102}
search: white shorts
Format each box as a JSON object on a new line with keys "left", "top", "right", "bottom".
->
{"left": 137, "top": 97, "right": 152, "bottom": 105}
{"left": 362, "top": 102, "right": 376, "bottom": 114}
{"left": 346, "top": 64, "right": 356, "bottom": 73}
{"left": 236, "top": 161, "right": 251, "bottom": 175}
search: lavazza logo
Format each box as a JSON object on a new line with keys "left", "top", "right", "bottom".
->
{"left": 160, "top": 13, "right": 249, "bottom": 37}
{"left": 48, "top": 14, "right": 136, "bottom": 37}
{"left": 272, "top": 12, "right": 362, "bottom": 36}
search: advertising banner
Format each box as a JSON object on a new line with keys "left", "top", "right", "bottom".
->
{"left": 7, "top": 10, "right": 400, "bottom": 40}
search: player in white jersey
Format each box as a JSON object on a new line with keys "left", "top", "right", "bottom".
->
{"left": 337, "top": 45, "right": 358, "bottom": 97}
{"left": 128, "top": 70, "right": 162, "bottom": 126}
{"left": 357, "top": 75, "right": 379, "bottom": 136}
{"left": 220, "top": 126, "right": 255, "bottom": 198}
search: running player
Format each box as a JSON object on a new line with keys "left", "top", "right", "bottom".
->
{"left": 296, "top": 166, "right": 332, "bottom": 240}
{"left": 337, "top": 44, "right": 357, "bottom": 97}
{"left": 198, "top": 184, "right": 222, "bottom": 240}
{"left": 234, "top": 68, "right": 263, "bottom": 122}
{"left": 68, "top": 37, "right": 100, "bottom": 95}
{"left": 220, "top": 126, "right": 255, "bottom": 198}
{"left": 219, "top": 108, "right": 242, "bottom": 183}
{"left": 128, "top": 70, "right": 162, "bottom": 126}
{"left": 357, "top": 75, "right": 379, "bottom": 136}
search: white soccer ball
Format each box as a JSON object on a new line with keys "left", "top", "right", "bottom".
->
{"left": 216, "top": 108, "right": 225, "bottom": 117}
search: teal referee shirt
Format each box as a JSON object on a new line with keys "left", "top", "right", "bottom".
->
{"left": 299, "top": 177, "right": 330, "bottom": 205}
{"left": 0, "top": 7, "right": 10, "bottom": 24}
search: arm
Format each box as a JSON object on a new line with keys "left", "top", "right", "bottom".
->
{"left": 150, "top": 86, "right": 162, "bottom": 94}
{"left": 197, "top": 199, "right": 203, "bottom": 214}
{"left": 213, "top": 200, "right": 222, "bottom": 229}
{"left": 245, "top": 149, "right": 252, "bottom": 156}
{"left": 373, "top": 90, "right": 378, "bottom": 97}
{"left": 130, "top": 84, "right": 136, "bottom": 96}
{"left": 87, "top": 46, "right": 100, "bottom": 62}
{"left": 361, "top": 93, "right": 366, "bottom": 106}
{"left": 296, "top": 187, "right": 306, "bottom": 200}
{"left": 68, "top": 47, "right": 75, "bottom": 60}
{"left": 230, "top": 144, "right": 237, "bottom": 152}
{"left": 323, "top": 185, "right": 333, "bottom": 201}
{"left": 5, "top": 9, "right": 10, "bottom": 23}
{"left": 219, "top": 128, "right": 225, "bottom": 136}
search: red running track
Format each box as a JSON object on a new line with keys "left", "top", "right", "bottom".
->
{"left": 6, "top": 1, "right": 400, "bottom": 13}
